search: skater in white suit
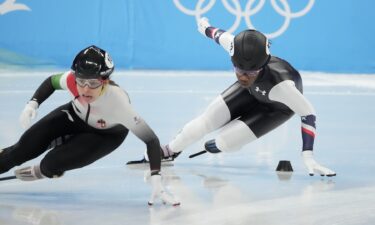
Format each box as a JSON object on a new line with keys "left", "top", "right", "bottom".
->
{"left": 0, "top": 45, "right": 180, "bottom": 206}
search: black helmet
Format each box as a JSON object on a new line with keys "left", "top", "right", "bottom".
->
{"left": 231, "top": 29, "right": 270, "bottom": 71}
{"left": 71, "top": 45, "right": 114, "bottom": 79}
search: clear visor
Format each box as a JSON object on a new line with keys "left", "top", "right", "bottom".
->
{"left": 234, "top": 67, "right": 262, "bottom": 76}
{"left": 75, "top": 77, "right": 103, "bottom": 89}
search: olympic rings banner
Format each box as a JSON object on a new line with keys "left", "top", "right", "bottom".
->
{"left": 0, "top": 0, "right": 373, "bottom": 73}
{"left": 174, "top": 0, "right": 315, "bottom": 39}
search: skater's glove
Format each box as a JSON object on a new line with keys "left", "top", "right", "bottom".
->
{"left": 19, "top": 100, "right": 38, "bottom": 129}
{"left": 302, "top": 150, "right": 336, "bottom": 177}
{"left": 197, "top": 17, "right": 211, "bottom": 36}
{"left": 149, "top": 173, "right": 180, "bottom": 206}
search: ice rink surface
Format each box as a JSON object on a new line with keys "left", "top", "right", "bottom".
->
{"left": 0, "top": 69, "right": 375, "bottom": 225}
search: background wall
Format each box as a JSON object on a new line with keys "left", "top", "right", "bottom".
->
{"left": 0, "top": 0, "right": 373, "bottom": 73}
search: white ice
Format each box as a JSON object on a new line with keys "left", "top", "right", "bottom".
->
{"left": 0, "top": 69, "right": 375, "bottom": 225}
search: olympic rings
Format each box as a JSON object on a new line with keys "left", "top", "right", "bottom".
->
{"left": 173, "top": 0, "right": 315, "bottom": 38}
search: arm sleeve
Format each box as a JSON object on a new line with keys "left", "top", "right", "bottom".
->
{"left": 30, "top": 73, "right": 64, "bottom": 105}
{"left": 268, "top": 80, "right": 316, "bottom": 151}
{"left": 205, "top": 27, "right": 235, "bottom": 56}
{"left": 132, "top": 122, "right": 161, "bottom": 172}
{"left": 117, "top": 91, "right": 161, "bottom": 172}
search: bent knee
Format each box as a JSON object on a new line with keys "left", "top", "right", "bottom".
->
{"left": 216, "top": 120, "right": 258, "bottom": 152}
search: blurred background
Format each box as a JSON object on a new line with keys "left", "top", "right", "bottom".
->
{"left": 0, "top": 0, "right": 373, "bottom": 73}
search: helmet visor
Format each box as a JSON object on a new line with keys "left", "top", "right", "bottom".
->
{"left": 76, "top": 77, "right": 103, "bottom": 89}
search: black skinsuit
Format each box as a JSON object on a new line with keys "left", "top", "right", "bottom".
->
{"left": 222, "top": 56, "right": 303, "bottom": 138}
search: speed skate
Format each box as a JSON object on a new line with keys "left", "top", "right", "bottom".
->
{"left": 126, "top": 157, "right": 174, "bottom": 166}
